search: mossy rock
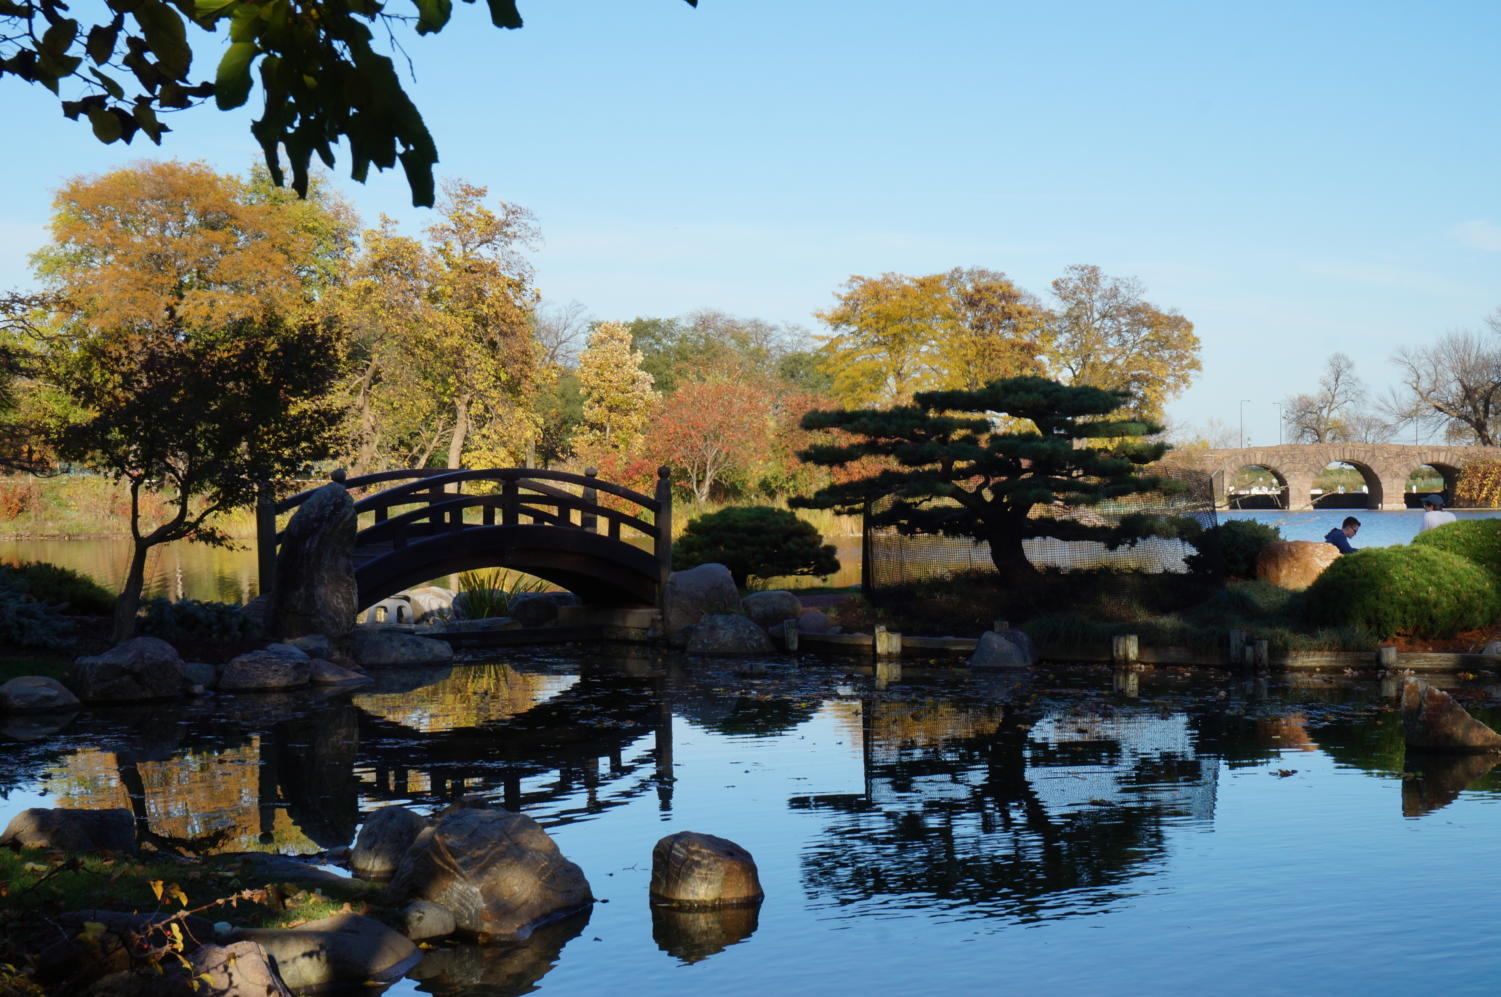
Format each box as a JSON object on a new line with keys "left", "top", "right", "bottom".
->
{"left": 1303, "top": 544, "right": 1501, "bottom": 638}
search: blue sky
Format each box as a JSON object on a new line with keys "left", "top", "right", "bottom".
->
{"left": 3, "top": 0, "right": 1498, "bottom": 443}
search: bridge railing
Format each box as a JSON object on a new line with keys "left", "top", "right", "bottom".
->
{"left": 257, "top": 466, "right": 674, "bottom": 598}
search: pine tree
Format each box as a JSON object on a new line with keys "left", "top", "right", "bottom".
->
{"left": 792, "top": 376, "right": 1184, "bottom": 579}
{"left": 576, "top": 322, "right": 658, "bottom": 454}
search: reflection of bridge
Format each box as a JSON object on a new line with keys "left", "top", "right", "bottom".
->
{"left": 1182, "top": 444, "right": 1501, "bottom": 510}
{"left": 261, "top": 467, "right": 673, "bottom": 610}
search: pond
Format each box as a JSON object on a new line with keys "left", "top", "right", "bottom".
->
{"left": 3, "top": 649, "right": 1500, "bottom": 995}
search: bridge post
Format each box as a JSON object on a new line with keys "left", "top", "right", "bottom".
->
{"left": 655, "top": 466, "right": 673, "bottom": 606}
{"left": 582, "top": 467, "right": 598, "bottom": 533}
{"left": 255, "top": 479, "right": 277, "bottom": 598}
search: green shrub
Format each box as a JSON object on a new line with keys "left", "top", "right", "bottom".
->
{"left": 0, "top": 574, "right": 74, "bottom": 651}
{"left": 138, "top": 598, "right": 264, "bottom": 641}
{"left": 1188, "top": 518, "right": 1282, "bottom": 578}
{"left": 1303, "top": 545, "right": 1501, "bottom": 638}
{"left": 1411, "top": 519, "right": 1501, "bottom": 580}
{"left": 673, "top": 506, "right": 840, "bottom": 587}
{"left": 1, "top": 561, "right": 115, "bottom": 615}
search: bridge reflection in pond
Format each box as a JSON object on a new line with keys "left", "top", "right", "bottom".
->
{"left": 5, "top": 657, "right": 1501, "bottom": 995}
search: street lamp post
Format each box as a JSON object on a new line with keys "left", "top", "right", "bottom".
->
{"left": 1239, "top": 399, "right": 1251, "bottom": 449}
{"left": 1274, "top": 403, "right": 1283, "bottom": 446}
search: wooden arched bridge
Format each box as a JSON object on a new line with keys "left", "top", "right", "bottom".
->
{"left": 257, "top": 467, "right": 672, "bottom": 610}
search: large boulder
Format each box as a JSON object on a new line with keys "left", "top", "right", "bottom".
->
{"left": 1255, "top": 540, "right": 1341, "bottom": 590}
{"left": 742, "top": 590, "right": 803, "bottom": 628}
{"left": 404, "top": 586, "right": 454, "bottom": 623}
{"left": 0, "top": 675, "right": 80, "bottom": 712}
{"left": 309, "top": 659, "right": 371, "bottom": 687}
{"left": 1401, "top": 678, "right": 1501, "bottom": 753}
{"left": 233, "top": 913, "right": 420, "bottom": 994}
{"left": 650, "top": 831, "right": 764, "bottom": 908}
{"left": 507, "top": 591, "right": 580, "bottom": 628}
{"left": 382, "top": 805, "right": 593, "bottom": 940}
{"left": 796, "top": 608, "right": 834, "bottom": 634}
{"left": 1, "top": 807, "right": 136, "bottom": 853}
{"left": 218, "top": 650, "right": 311, "bottom": 692}
{"left": 348, "top": 631, "right": 455, "bottom": 668}
{"left": 351, "top": 806, "right": 429, "bottom": 881}
{"left": 685, "top": 614, "right": 775, "bottom": 655}
{"left": 271, "top": 482, "right": 358, "bottom": 640}
{"left": 68, "top": 636, "right": 184, "bottom": 702}
{"left": 968, "top": 629, "right": 1035, "bottom": 670}
{"left": 178, "top": 941, "right": 293, "bottom": 997}
{"left": 663, "top": 564, "right": 742, "bottom": 641}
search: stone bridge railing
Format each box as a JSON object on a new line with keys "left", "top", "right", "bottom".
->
{"left": 1166, "top": 443, "right": 1501, "bottom": 510}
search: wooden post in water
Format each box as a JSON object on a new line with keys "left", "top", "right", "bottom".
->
{"left": 1111, "top": 634, "right": 1139, "bottom": 665}
{"left": 654, "top": 466, "right": 673, "bottom": 614}
{"left": 1376, "top": 645, "right": 1398, "bottom": 669}
{"left": 993, "top": 619, "right": 1010, "bottom": 632}
{"left": 255, "top": 479, "right": 277, "bottom": 600}
{"left": 1228, "top": 629, "right": 1246, "bottom": 669}
{"left": 782, "top": 619, "right": 799, "bottom": 651}
{"left": 874, "top": 625, "right": 902, "bottom": 658}
{"left": 1252, "top": 639, "right": 1270, "bottom": 670}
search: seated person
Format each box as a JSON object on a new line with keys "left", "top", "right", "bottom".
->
{"left": 1418, "top": 494, "right": 1457, "bottom": 533}
{"left": 1324, "top": 516, "right": 1360, "bottom": 554}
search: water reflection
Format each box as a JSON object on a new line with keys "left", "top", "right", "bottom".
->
{"left": 2, "top": 658, "right": 1498, "bottom": 995}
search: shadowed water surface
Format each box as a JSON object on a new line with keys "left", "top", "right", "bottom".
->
{"left": 2, "top": 652, "right": 1500, "bottom": 995}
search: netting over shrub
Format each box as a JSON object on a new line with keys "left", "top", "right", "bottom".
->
{"left": 863, "top": 466, "right": 1220, "bottom": 592}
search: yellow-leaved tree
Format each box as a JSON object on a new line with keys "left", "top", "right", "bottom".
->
{"left": 576, "top": 321, "right": 658, "bottom": 455}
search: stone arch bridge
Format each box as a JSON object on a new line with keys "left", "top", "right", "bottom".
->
{"left": 1179, "top": 444, "right": 1501, "bottom": 511}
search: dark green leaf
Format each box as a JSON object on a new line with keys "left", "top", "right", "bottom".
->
{"left": 483, "top": 0, "right": 521, "bottom": 29}
{"left": 414, "top": 0, "right": 452, "bottom": 34}
{"left": 85, "top": 22, "right": 121, "bottom": 64}
{"left": 87, "top": 104, "right": 124, "bottom": 142}
{"left": 214, "top": 41, "right": 256, "bottom": 108}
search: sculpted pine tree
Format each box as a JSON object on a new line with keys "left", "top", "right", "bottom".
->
{"left": 576, "top": 322, "right": 657, "bottom": 454}
{"left": 27, "top": 160, "right": 348, "bottom": 639}
{"left": 793, "top": 377, "right": 1181, "bottom": 580}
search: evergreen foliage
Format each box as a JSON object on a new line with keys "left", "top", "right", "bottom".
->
{"left": 1302, "top": 545, "right": 1501, "bottom": 638}
{"left": 673, "top": 506, "right": 840, "bottom": 587}
{"left": 792, "top": 377, "right": 1178, "bottom": 578}
{"left": 1188, "top": 518, "right": 1282, "bottom": 579}
{"left": 1411, "top": 518, "right": 1501, "bottom": 580}
{"left": 138, "top": 599, "right": 264, "bottom": 642}
{"left": 0, "top": 572, "right": 73, "bottom": 651}
{"left": 0, "top": 562, "right": 114, "bottom": 615}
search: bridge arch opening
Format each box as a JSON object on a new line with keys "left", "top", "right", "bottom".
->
{"left": 1228, "top": 465, "right": 1288, "bottom": 509}
{"left": 1311, "top": 461, "right": 1381, "bottom": 509}
{"left": 1404, "top": 463, "right": 1461, "bottom": 507}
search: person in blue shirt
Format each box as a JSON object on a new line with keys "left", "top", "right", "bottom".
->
{"left": 1324, "top": 516, "right": 1360, "bottom": 554}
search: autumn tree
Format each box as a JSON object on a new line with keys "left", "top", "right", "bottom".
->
{"left": 424, "top": 179, "right": 543, "bottom": 468}
{"left": 576, "top": 321, "right": 657, "bottom": 454}
{"left": 793, "top": 377, "right": 1178, "bottom": 580}
{"left": 651, "top": 380, "right": 773, "bottom": 502}
{"left": 625, "top": 311, "right": 805, "bottom": 394}
{"left": 27, "top": 160, "right": 347, "bottom": 639}
{"left": 815, "top": 268, "right": 1047, "bottom": 407}
{"left": 0, "top": 0, "right": 698, "bottom": 206}
{"left": 1391, "top": 315, "right": 1501, "bottom": 445}
{"left": 1046, "top": 264, "right": 1200, "bottom": 420}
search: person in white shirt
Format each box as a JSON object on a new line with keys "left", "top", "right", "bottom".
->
{"left": 1418, "top": 494, "right": 1457, "bottom": 533}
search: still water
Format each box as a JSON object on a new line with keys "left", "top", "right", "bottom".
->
{"left": 2, "top": 652, "right": 1499, "bottom": 995}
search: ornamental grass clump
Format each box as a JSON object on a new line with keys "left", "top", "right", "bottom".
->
{"left": 1411, "top": 519, "right": 1501, "bottom": 581}
{"left": 1302, "top": 545, "right": 1501, "bottom": 638}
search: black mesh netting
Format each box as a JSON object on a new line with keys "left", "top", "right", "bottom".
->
{"left": 861, "top": 466, "right": 1221, "bottom": 592}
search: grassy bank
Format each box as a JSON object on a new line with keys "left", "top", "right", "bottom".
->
{"left": 0, "top": 475, "right": 257, "bottom": 540}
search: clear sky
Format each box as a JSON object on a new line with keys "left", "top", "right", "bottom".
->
{"left": 3, "top": 0, "right": 1498, "bottom": 444}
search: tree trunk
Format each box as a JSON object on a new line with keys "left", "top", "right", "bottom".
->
{"left": 984, "top": 521, "right": 1037, "bottom": 581}
{"left": 112, "top": 538, "right": 151, "bottom": 642}
{"left": 447, "top": 395, "right": 470, "bottom": 470}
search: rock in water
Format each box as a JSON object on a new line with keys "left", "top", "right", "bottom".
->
{"left": 218, "top": 650, "right": 311, "bottom": 692}
{"left": 68, "top": 636, "right": 184, "bottom": 702}
{"left": 1, "top": 808, "right": 136, "bottom": 853}
{"left": 1255, "top": 540, "right": 1341, "bottom": 590}
{"left": 1401, "top": 678, "right": 1501, "bottom": 753}
{"left": 382, "top": 806, "right": 593, "bottom": 940}
{"left": 0, "top": 675, "right": 81, "bottom": 712}
{"left": 233, "top": 913, "right": 420, "bottom": 994}
{"left": 351, "top": 806, "right": 429, "bottom": 881}
{"left": 272, "top": 481, "right": 358, "bottom": 640}
{"left": 662, "top": 564, "right": 742, "bottom": 642}
{"left": 969, "top": 629, "right": 1035, "bottom": 670}
{"left": 685, "top": 614, "right": 775, "bottom": 655}
{"left": 650, "top": 831, "right": 764, "bottom": 908}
